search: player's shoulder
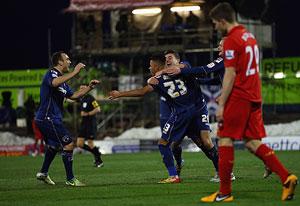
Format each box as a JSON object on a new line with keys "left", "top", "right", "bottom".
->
{"left": 180, "top": 61, "right": 192, "bottom": 68}
{"left": 47, "top": 68, "right": 60, "bottom": 78}
{"left": 156, "top": 74, "right": 171, "bottom": 82}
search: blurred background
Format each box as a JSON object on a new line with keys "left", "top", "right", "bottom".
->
{"left": 0, "top": 0, "right": 299, "bottom": 155}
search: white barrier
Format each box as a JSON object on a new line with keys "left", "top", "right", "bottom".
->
{"left": 94, "top": 136, "right": 300, "bottom": 154}
{"left": 262, "top": 136, "right": 300, "bottom": 151}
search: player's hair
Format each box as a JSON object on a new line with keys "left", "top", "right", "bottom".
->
{"left": 150, "top": 53, "right": 166, "bottom": 66}
{"left": 51, "top": 51, "right": 65, "bottom": 66}
{"left": 164, "top": 49, "right": 180, "bottom": 60}
{"left": 209, "top": 2, "right": 236, "bottom": 23}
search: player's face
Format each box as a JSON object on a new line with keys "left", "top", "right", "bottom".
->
{"left": 149, "top": 60, "right": 159, "bottom": 75}
{"left": 212, "top": 19, "right": 227, "bottom": 36}
{"left": 165, "top": 53, "right": 179, "bottom": 66}
{"left": 60, "top": 53, "right": 71, "bottom": 73}
{"left": 218, "top": 39, "right": 224, "bottom": 57}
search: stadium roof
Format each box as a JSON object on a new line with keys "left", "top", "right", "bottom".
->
{"left": 66, "top": 0, "right": 174, "bottom": 12}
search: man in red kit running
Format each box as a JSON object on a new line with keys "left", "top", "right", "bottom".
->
{"left": 201, "top": 2, "right": 297, "bottom": 202}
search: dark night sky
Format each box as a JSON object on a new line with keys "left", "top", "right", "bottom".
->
{"left": 0, "top": 0, "right": 299, "bottom": 69}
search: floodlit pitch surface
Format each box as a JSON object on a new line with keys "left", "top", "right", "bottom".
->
{"left": 0, "top": 151, "right": 299, "bottom": 206}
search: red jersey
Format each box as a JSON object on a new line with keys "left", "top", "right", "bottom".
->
{"left": 223, "top": 25, "right": 262, "bottom": 102}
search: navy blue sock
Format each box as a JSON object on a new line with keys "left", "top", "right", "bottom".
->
{"left": 41, "top": 146, "right": 57, "bottom": 174}
{"left": 172, "top": 144, "right": 182, "bottom": 166}
{"left": 158, "top": 144, "right": 177, "bottom": 176}
{"left": 62, "top": 150, "right": 74, "bottom": 181}
{"left": 205, "top": 146, "right": 219, "bottom": 172}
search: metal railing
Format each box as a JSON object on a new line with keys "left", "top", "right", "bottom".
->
{"left": 73, "top": 28, "right": 214, "bottom": 55}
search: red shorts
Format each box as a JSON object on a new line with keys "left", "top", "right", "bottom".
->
{"left": 217, "top": 96, "right": 266, "bottom": 140}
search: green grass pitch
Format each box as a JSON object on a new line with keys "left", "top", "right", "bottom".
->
{"left": 0, "top": 151, "right": 299, "bottom": 206}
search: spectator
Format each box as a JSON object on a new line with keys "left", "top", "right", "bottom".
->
{"left": 116, "top": 14, "right": 129, "bottom": 47}
{"left": 0, "top": 91, "right": 16, "bottom": 127}
{"left": 102, "top": 11, "right": 112, "bottom": 48}
{"left": 83, "top": 15, "right": 96, "bottom": 35}
{"left": 186, "top": 11, "right": 200, "bottom": 29}
{"left": 174, "top": 12, "right": 184, "bottom": 30}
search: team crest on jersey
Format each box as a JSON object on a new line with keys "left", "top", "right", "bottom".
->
{"left": 225, "top": 50, "right": 235, "bottom": 60}
{"left": 62, "top": 135, "right": 70, "bottom": 143}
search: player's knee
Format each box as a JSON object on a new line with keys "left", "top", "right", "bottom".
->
{"left": 244, "top": 139, "right": 262, "bottom": 153}
{"left": 158, "top": 138, "right": 168, "bottom": 146}
{"left": 218, "top": 138, "right": 233, "bottom": 147}
{"left": 201, "top": 137, "right": 213, "bottom": 148}
{"left": 200, "top": 131, "right": 213, "bottom": 147}
{"left": 171, "top": 141, "right": 180, "bottom": 151}
{"left": 46, "top": 145, "right": 59, "bottom": 153}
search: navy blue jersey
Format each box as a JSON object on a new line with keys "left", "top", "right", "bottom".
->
{"left": 154, "top": 75, "right": 210, "bottom": 142}
{"left": 181, "top": 60, "right": 192, "bottom": 69}
{"left": 159, "top": 96, "right": 170, "bottom": 121}
{"left": 159, "top": 60, "right": 192, "bottom": 119}
{"left": 152, "top": 74, "right": 205, "bottom": 114}
{"left": 36, "top": 68, "right": 73, "bottom": 121}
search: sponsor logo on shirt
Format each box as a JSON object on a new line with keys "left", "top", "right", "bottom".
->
{"left": 215, "top": 57, "right": 223, "bottom": 63}
{"left": 58, "top": 87, "right": 67, "bottom": 94}
{"left": 62, "top": 135, "right": 70, "bottom": 143}
{"left": 207, "top": 62, "right": 215, "bottom": 68}
{"left": 225, "top": 50, "right": 235, "bottom": 60}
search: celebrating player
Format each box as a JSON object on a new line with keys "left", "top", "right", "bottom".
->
{"left": 35, "top": 51, "right": 99, "bottom": 186}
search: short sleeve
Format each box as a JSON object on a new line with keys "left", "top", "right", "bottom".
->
{"left": 45, "top": 70, "right": 58, "bottom": 86}
{"left": 223, "top": 37, "right": 240, "bottom": 71}
{"left": 181, "top": 61, "right": 192, "bottom": 69}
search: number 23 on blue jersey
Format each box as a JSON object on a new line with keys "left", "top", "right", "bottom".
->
{"left": 163, "top": 79, "right": 187, "bottom": 98}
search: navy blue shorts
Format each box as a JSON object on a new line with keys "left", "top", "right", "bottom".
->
{"left": 161, "top": 105, "right": 210, "bottom": 142}
{"left": 35, "top": 118, "right": 73, "bottom": 148}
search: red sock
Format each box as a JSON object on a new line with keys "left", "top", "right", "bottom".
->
{"left": 255, "top": 144, "right": 289, "bottom": 183}
{"left": 219, "top": 146, "right": 234, "bottom": 195}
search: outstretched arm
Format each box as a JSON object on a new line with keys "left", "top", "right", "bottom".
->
{"left": 155, "top": 62, "right": 189, "bottom": 76}
{"left": 52, "top": 63, "right": 86, "bottom": 87}
{"left": 109, "top": 85, "right": 153, "bottom": 99}
{"left": 181, "top": 58, "right": 224, "bottom": 75}
{"left": 69, "top": 80, "right": 100, "bottom": 100}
